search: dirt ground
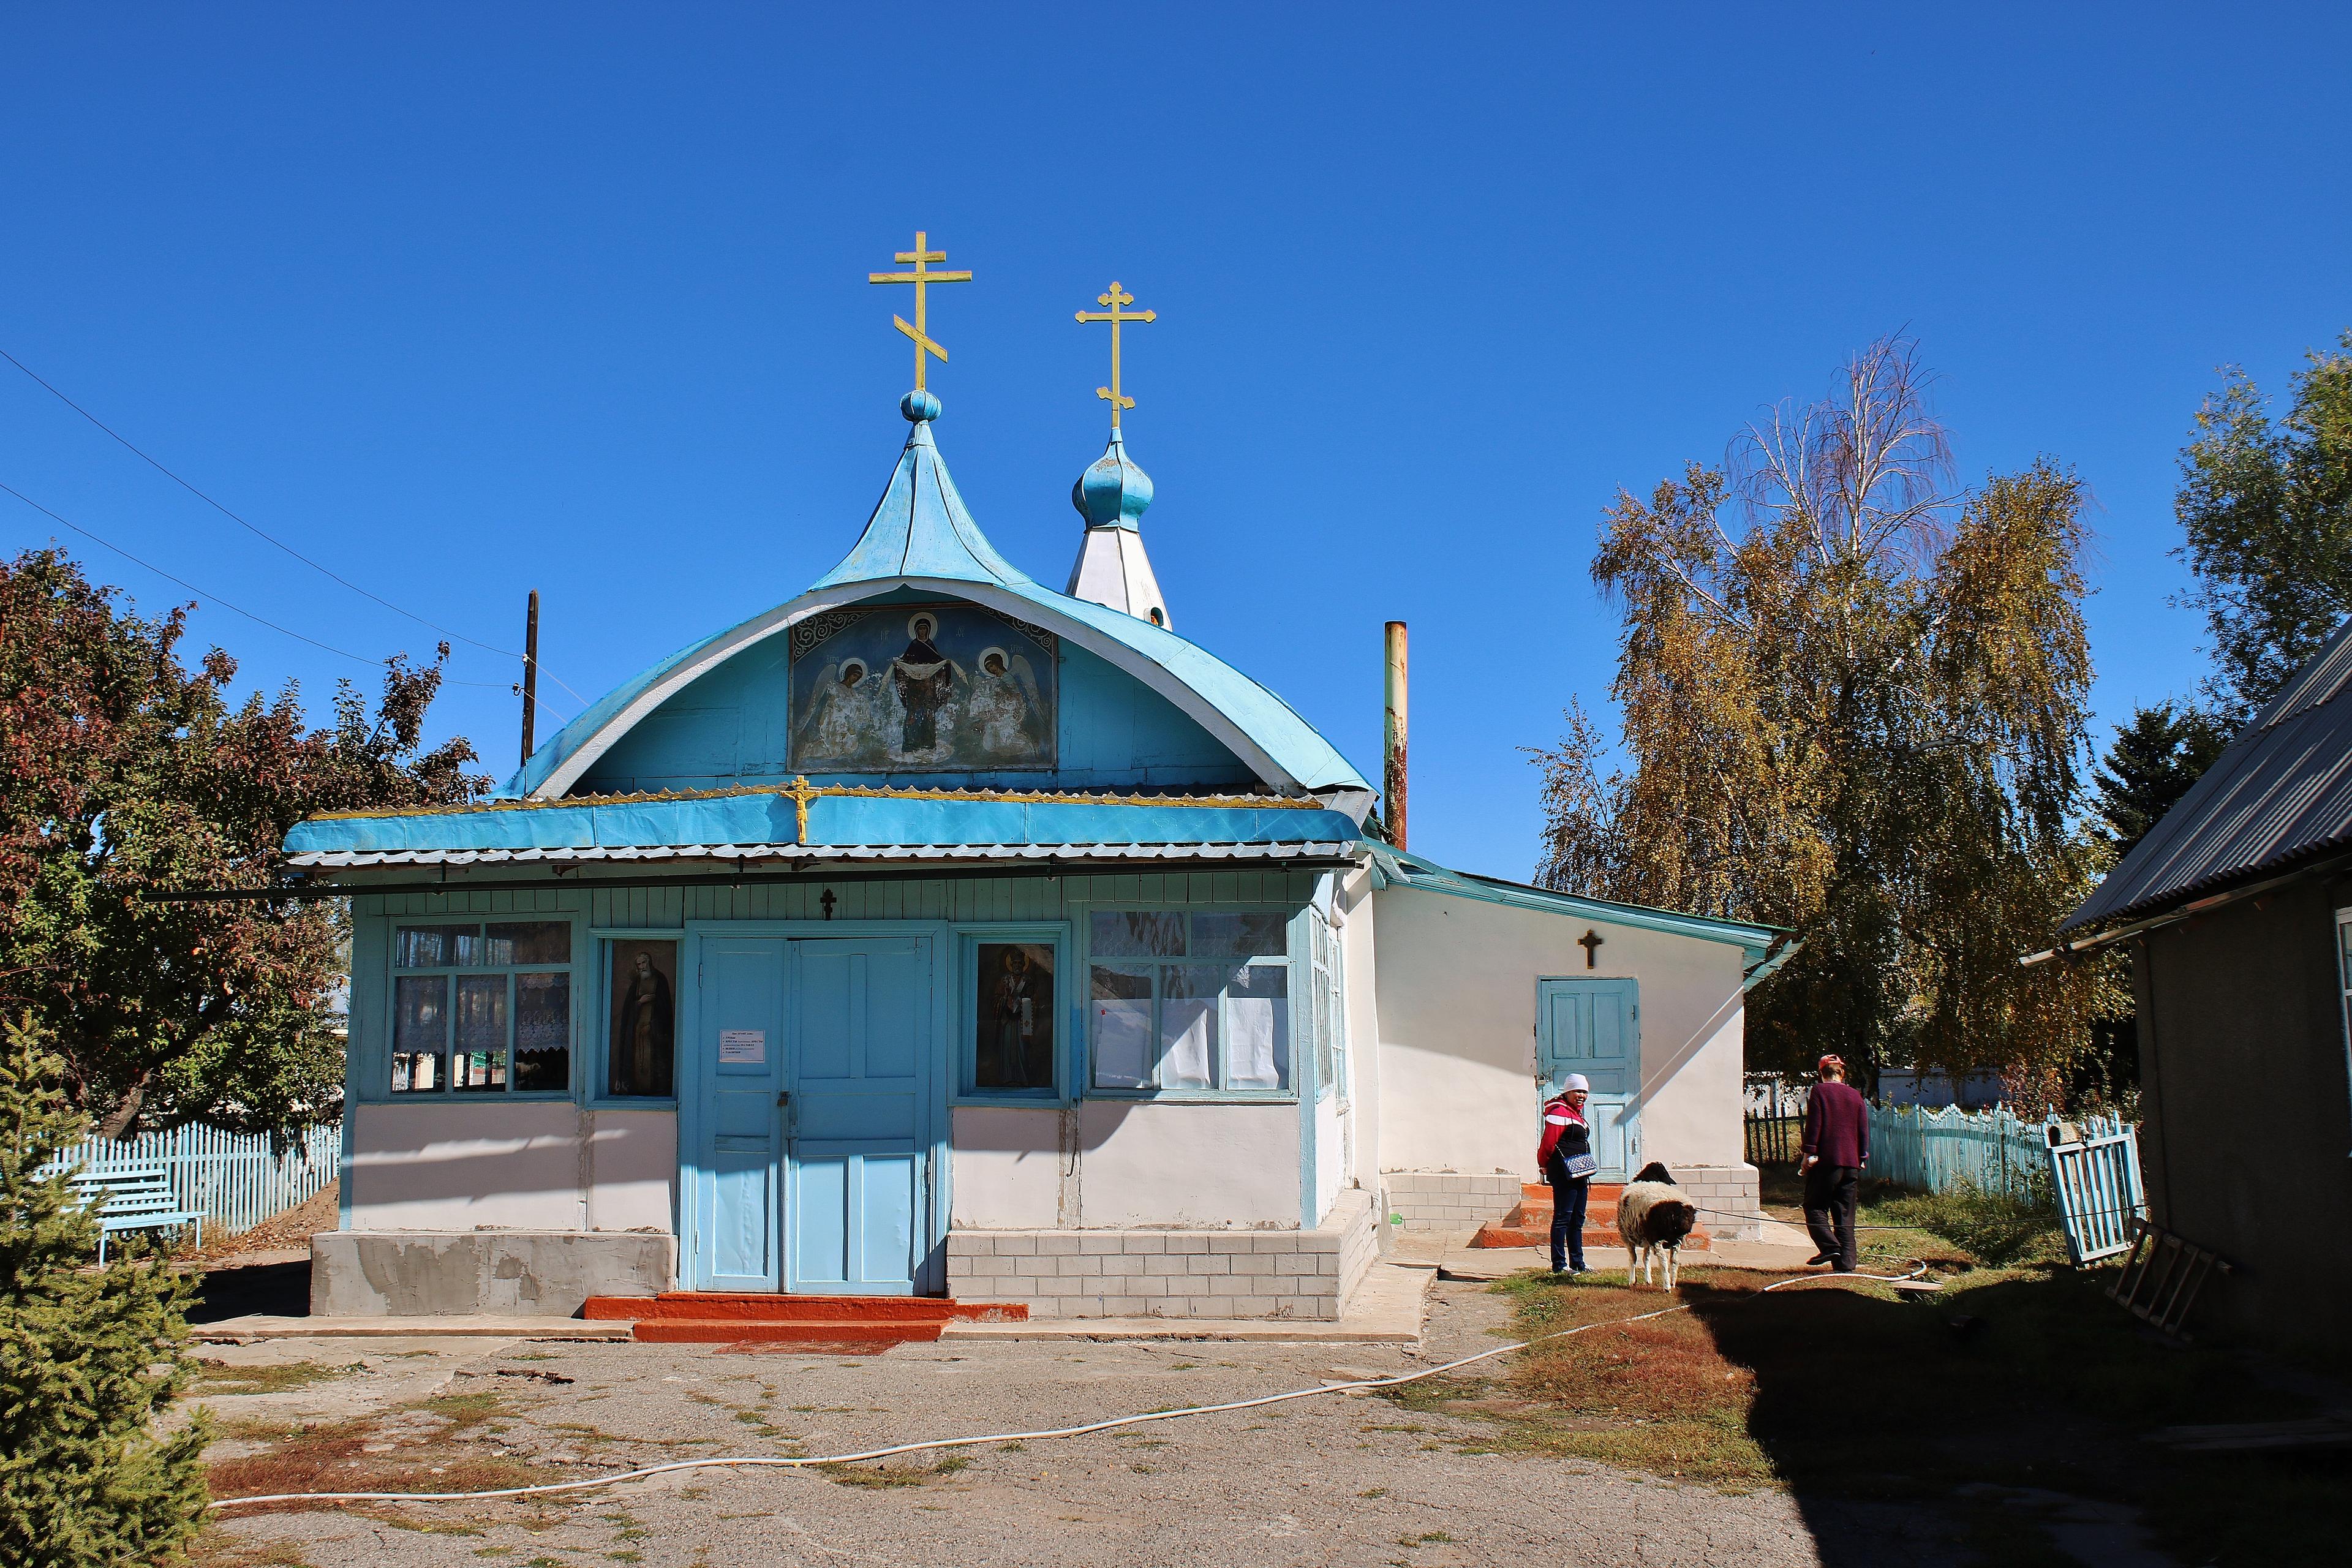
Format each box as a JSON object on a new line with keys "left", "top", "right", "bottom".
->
{"left": 187, "top": 1275, "right": 2033, "bottom": 1568}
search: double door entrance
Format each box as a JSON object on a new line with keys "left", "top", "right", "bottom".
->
{"left": 686, "top": 932, "right": 943, "bottom": 1295}
{"left": 1536, "top": 976, "right": 1642, "bottom": 1180}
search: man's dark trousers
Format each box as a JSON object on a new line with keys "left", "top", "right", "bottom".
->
{"left": 1803, "top": 1163, "right": 1858, "bottom": 1270}
{"left": 1549, "top": 1176, "right": 1590, "bottom": 1272}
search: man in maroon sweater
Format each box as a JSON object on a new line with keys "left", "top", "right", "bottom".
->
{"left": 1800, "top": 1055, "right": 1869, "bottom": 1272}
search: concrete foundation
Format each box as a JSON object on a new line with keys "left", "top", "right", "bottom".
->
{"left": 1380, "top": 1170, "right": 1521, "bottom": 1232}
{"left": 946, "top": 1188, "right": 1381, "bottom": 1320}
{"left": 311, "top": 1231, "right": 676, "bottom": 1317}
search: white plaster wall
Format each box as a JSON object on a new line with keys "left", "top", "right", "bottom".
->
{"left": 1313, "top": 1093, "right": 1346, "bottom": 1224}
{"left": 1336, "top": 867, "right": 1384, "bottom": 1193}
{"left": 1370, "top": 890, "right": 1747, "bottom": 1180}
{"left": 348, "top": 1102, "right": 586, "bottom": 1231}
{"left": 1076, "top": 1101, "right": 1299, "bottom": 1227}
{"left": 585, "top": 1110, "right": 677, "bottom": 1233}
{"left": 951, "top": 1106, "right": 1063, "bottom": 1229}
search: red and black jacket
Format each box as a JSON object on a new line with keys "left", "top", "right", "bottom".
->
{"left": 1537, "top": 1096, "right": 1591, "bottom": 1183}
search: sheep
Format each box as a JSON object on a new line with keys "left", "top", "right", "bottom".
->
{"left": 1616, "top": 1161, "right": 1698, "bottom": 1289}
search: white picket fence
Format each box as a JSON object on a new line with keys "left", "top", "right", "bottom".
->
{"left": 51, "top": 1121, "right": 341, "bottom": 1236}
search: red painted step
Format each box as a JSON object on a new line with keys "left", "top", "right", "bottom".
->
{"left": 578, "top": 1292, "right": 1029, "bottom": 1344}
{"left": 1468, "top": 1182, "right": 1710, "bottom": 1251}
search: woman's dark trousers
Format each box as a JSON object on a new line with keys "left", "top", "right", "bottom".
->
{"left": 1548, "top": 1176, "right": 1590, "bottom": 1272}
{"left": 1803, "top": 1163, "right": 1859, "bottom": 1270}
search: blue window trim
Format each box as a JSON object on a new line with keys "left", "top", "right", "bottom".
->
{"left": 950, "top": 921, "right": 1074, "bottom": 1107}
{"left": 585, "top": 926, "right": 687, "bottom": 1109}
{"left": 1077, "top": 900, "right": 1305, "bottom": 1105}
{"left": 365, "top": 910, "right": 586, "bottom": 1104}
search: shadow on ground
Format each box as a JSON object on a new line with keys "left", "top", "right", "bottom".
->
{"left": 189, "top": 1257, "right": 309, "bottom": 1322}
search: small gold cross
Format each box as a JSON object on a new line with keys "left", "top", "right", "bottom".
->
{"left": 1076, "top": 281, "right": 1156, "bottom": 428}
{"left": 781, "top": 775, "right": 822, "bottom": 845}
{"left": 869, "top": 231, "right": 973, "bottom": 391}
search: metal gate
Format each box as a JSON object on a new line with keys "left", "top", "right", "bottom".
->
{"left": 2045, "top": 1114, "right": 2144, "bottom": 1265}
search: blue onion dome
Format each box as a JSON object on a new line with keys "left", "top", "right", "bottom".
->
{"left": 1071, "top": 429, "right": 1155, "bottom": 529}
{"left": 901, "top": 388, "right": 941, "bottom": 423}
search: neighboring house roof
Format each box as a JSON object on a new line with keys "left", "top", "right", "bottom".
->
{"left": 492, "top": 405, "right": 1372, "bottom": 811}
{"left": 2065, "top": 616, "right": 2352, "bottom": 933}
{"left": 1364, "top": 842, "right": 1797, "bottom": 984}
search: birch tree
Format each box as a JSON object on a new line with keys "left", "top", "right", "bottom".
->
{"left": 1533, "top": 341, "right": 2116, "bottom": 1092}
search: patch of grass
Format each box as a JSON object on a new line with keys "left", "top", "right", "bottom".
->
{"left": 1359, "top": 1487, "right": 1388, "bottom": 1498}
{"left": 191, "top": 1360, "right": 363, "bottom": 1398}
{"left": 206, "top": 1409, "right": 565, "bottom": 1514}
{"left": 816, "top": 1457, "right": 968, "bottom": 1489}
{"left": 1864, "top": 1182, "right": 2065, "bottom": 1268}
{"left": 1464, "top": 1257, "right": 2348, "bottom": 1564}
{"left": 415, "top": 1390, "right": 515, "bottom": 1434}
{"left": 189, "top": 1528, "right": 318, "bottom": 1568}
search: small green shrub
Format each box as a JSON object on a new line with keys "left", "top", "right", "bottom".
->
{"left": 0, "top": 1017, "right": 210, "bottom": 1565}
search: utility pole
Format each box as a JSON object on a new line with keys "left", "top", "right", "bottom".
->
{"left": 521, "top": 589, "right": 540, "bottom": 767}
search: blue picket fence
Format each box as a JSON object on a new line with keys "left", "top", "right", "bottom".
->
{"left": 50, "top": 1121, "right": 341, "bottom": 1237}
{"left": 1864, "top": 1102, "right": 2052, "bottom": 1200}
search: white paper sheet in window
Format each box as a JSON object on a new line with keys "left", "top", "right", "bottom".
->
{"left": 1159, "top": 998, "right": 1214, "bottom": 1089}
{"left": 1093, "top": 997, "right": 1153, "bottom": 1088}
{"left": 1231, "top": 994, "right": 1283, "bottom": 1088}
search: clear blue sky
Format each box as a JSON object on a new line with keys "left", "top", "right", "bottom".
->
{"left": 4, "top": 6, "right": 2347, "bottom": 877}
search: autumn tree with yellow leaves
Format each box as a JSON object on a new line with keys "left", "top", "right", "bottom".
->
{"left": 1534, "top": 341, "right": 2118, "bottom": 1096}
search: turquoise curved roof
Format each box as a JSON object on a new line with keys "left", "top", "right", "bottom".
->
{"left": 499, "top": 408, "right": 1371, "bottom": 807}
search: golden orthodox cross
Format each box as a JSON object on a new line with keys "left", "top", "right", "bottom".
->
{"left": 869, "top": 231, "right": 971, "bottom": 390}
{"left": 782, "top": 775, "right": 821, "bottom": 845}
{"left": 1075, "top": 281, "right": 1155, "bottom": 427}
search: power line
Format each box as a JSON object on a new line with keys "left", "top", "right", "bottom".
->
{"left": 0, "top": 344, "right": 589, "bottom": 707}
{"left": 0, "top": 478, "right": 552, "bottom": 706}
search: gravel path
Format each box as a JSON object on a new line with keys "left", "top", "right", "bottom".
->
{"left": 194, "top": 1281, "right": 1937, "bottom": 1568}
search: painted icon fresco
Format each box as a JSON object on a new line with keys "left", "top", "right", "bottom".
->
{"left": 973, "top": 941, "right": 1055, "bottom": 1091}
{"left": 788, "top": 603, "right": 1057, "bottom": 771}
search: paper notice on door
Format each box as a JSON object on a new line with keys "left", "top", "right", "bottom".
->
{"left": 717, "top": 1029, "right": 767, "bottom": 1065}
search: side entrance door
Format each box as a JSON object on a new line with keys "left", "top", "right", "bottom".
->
{"left": 785, "top": 936, "right": 934, "bottom": 1295}
{"left": 1536, "top": 977, "right": 1641, "bottom": 1180}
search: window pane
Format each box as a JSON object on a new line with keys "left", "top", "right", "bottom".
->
{"left": 609, "top": 940, "right": 678, "bottom": 1098}
{"left": 975, "top": 943, "right": 1055, "bottom": 1092}
{"left": 452, "top": 974, "right": 508, "bottom": 1091}
{"left": 1091, "top": 911, "right": 1186, "bottom": 958}
{"left": 1228, "top": 965, "right": 1291, "bottom": 1090}
{"left": 1091, "top": 966, "right": 1154, "bottom": 1088}
{"left": 513, "top": 972, "right": 570, "bottom": 1092}
{"left": 1160, "top": 967, "right": 1219, "bottom": 1090}
{"left": 486, "top": 921, "right": 570, "bottom": 967}
{"left": 1314, "top": 963, "right": 1333, "bottom": 1085}
{"left": 396, "top": 925, "right": 475, "bottom": 969}
{"left": 1191, "top": 912, "right": 1287, "bottom": 957}
{"left": 391, "top": 974, "right": 447, "bottom": 1091}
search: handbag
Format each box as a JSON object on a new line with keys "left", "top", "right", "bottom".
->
{"left": 1561, "top": 1152, "right": 1599, "bottom": 1180}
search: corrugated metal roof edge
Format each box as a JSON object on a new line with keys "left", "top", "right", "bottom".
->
{"left": 1362, "top": 842, "right": 1792, "bottom": 963}
{"left": 2059, "top": 826, "right": 2352, "bottom": 933}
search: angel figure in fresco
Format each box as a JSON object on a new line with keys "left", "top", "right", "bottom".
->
{"left": 967, "top": 646, "right": 1045, "bottom": 759}
{"left": 793, "top": 657, "right": 882, "bottom": 764}
{"left": 889, "top": 612, "right": 966, "bottom": 755}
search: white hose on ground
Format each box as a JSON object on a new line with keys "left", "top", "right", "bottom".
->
{"left": 209, "top": 1264, "right": 1930, "bottom": 1512}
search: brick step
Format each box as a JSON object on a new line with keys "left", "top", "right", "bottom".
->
{"left": 1468, "top": 1182, "right": 1710, "bottom": 1251}
{"left": 628, "top": 1319, "right": 950, "bottom": 1346}
{"left": 581, "top": 1293, "right": 1029, "bottom": 1325}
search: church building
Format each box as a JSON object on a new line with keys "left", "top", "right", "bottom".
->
{"left": 287, "top": 242, "right": 1784, "bottom": 1322}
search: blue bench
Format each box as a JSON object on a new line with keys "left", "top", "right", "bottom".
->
{"left": 69, "top": 1164, "right": 205, "bottom": 1264}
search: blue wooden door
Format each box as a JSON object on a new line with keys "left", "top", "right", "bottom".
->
{"left": 1537, "top": 978, "right": 1641, "bottom": 1180}
{"left": 786, "top": 937, "right": 933, "bottom": 1295}
{"left": 692, "top": 937, "right": 789, "bottom": 1291}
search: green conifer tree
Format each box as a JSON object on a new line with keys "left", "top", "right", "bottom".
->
{"left": 2092, "top": 702, "right": 2231, "bottom": 858}
{"left": 0, "top": 1016, "right": 209, "bottom": 1566}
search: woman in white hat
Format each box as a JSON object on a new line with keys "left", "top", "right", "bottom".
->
{"left": 1536, "top": 1074, "right": 1597, "bottom": 1274}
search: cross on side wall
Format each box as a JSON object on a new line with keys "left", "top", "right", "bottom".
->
{"left": 1578, "top": 929, "right": 1604, "bottom": 969}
